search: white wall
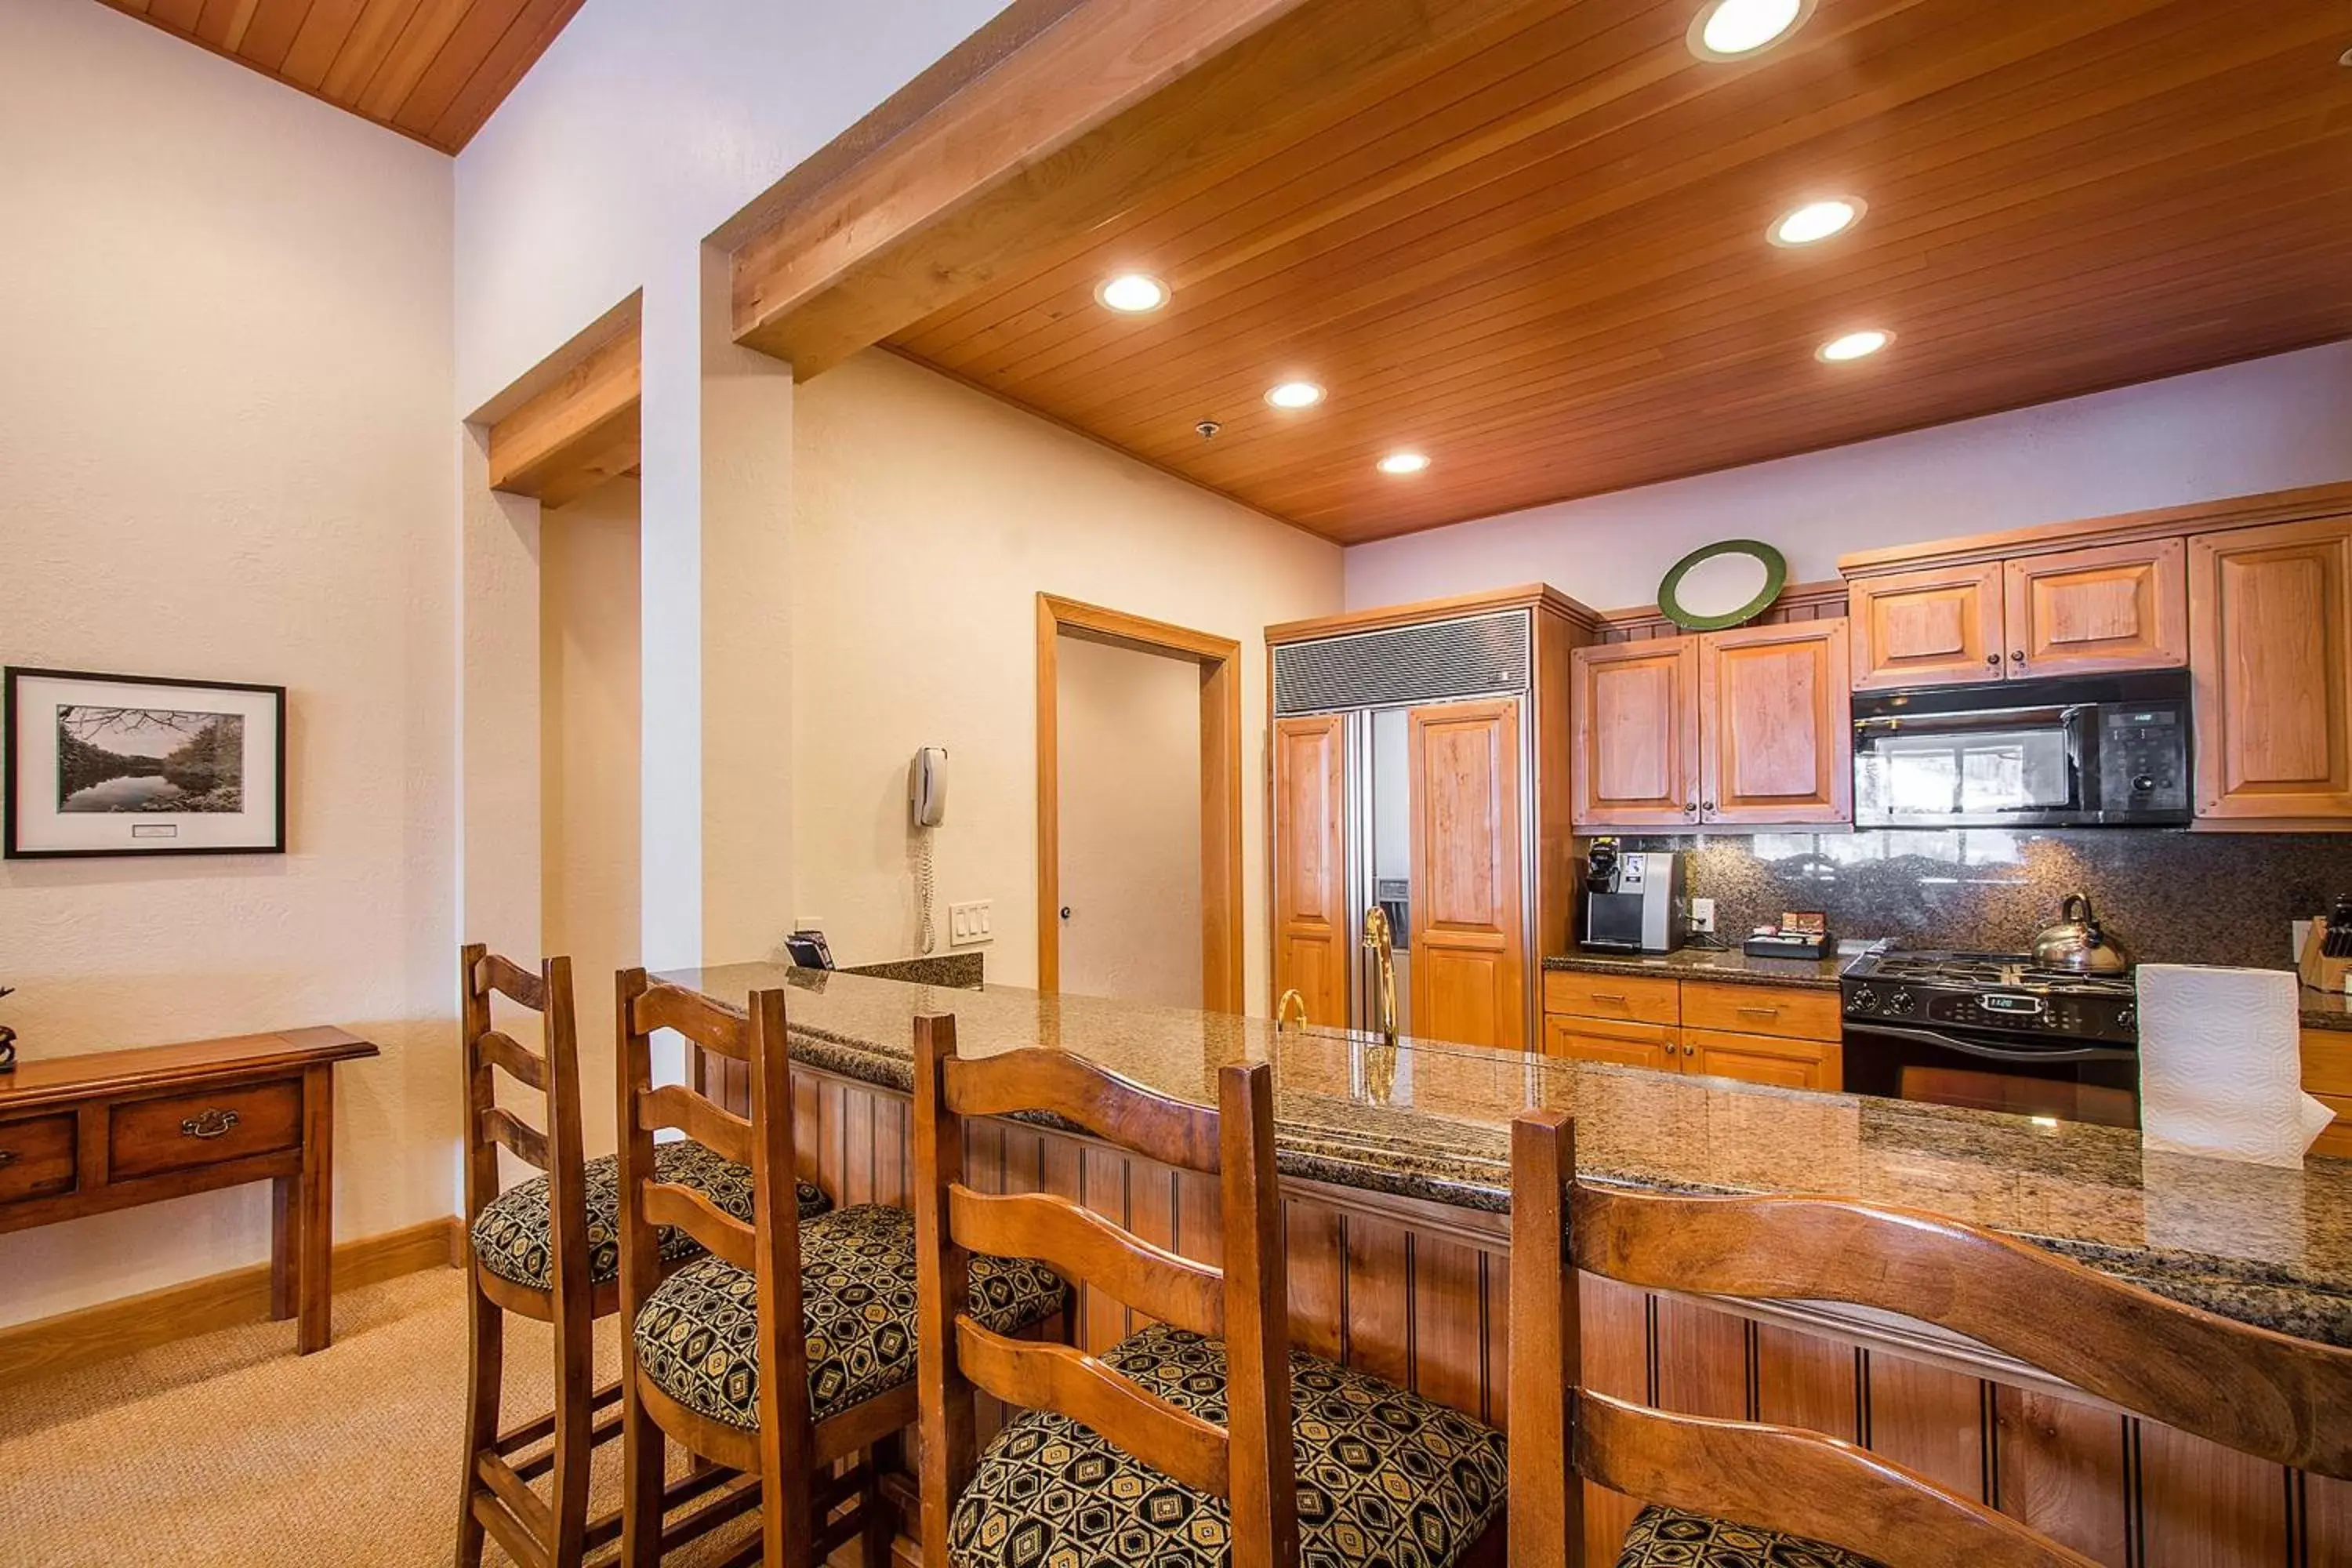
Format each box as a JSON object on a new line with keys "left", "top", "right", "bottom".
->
{"left": 1056, "top": 637, "right": 1203, "bottom": 1011}
{"left": 792, "top": 352, "right": 1344, "bottom": 1004}
{"left": 1346, "top": 342, "right": 2352, "bottom": 613}
{"left": 453, "top": 0, "right": 1010, "bottom": 412}
{"left": 0, "top": 0, "right": 456, "bottom": 1322}
{"left": 541, "top": 478, "right": 642, "bottom": 1153}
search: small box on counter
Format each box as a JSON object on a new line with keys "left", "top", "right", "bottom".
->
{"left": 1743, "top": 910, "right": 1833, "bottom": 960}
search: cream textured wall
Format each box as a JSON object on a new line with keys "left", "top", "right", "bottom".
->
{"left": 540, "top": 478, "right": 643, "bottom": 1153}
{"left": 1345, "top": 341, "right": 2352, "bottom": 613}
{"left": 792, "top": 352, "right": 1345, "bottom": 1005}
{"left": 1055, "top": 638, "right": 1203, "bottom": 1011}
{"left": 0, "top": 0, "right": 456, "bottom": 1322}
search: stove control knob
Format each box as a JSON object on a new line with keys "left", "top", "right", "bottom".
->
{"left": 1885, "top": 989, "right": 1915, "bottom": 1016}
{"left": 2116, "top": 1005, "right": 2136, "bottom": 1031}
{"left": 1847, "top": 985, "right": 1879, "bottom": 1014}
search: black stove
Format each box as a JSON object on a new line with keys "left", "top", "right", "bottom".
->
{"left": 1838, "top": 948, "right": 2141, "bottom": 1128}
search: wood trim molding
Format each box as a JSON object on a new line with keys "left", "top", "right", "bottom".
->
{"left": 1596, "top": 580, "right": 1850, "bottom": 644}
{"left": 485, "top": 306, "right": 644, "bottom": 510}
{"left": 1836, "top": 481, "right": 2352, "bottom": 579}
{"left": 0, "top": 1216, "right": 461, "bottom": 1384}
{"left": 1265, "top": 583, "right": 1603, "bottom": 646}
{"left": 1037, "top": 594, "right": 1246, "bottom": 1013}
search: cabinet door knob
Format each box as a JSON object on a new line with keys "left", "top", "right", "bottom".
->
{"left": 1684, "top": 800, "right": 1699, "bottom": 815}
{"left": 2010, "top": 650, "right": 2026, "bottom": 662}
{"left": 1701, "top": 800, "right": 1716, "bottom": 813}
{"left": 1682, "top": 1044, "right": 1695, "bottom": 1057}
{"left": 1985, "top": 653, "right": 2001, "bottom": 666}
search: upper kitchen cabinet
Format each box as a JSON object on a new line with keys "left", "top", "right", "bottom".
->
{"left": 1700, "top": 619, "right": 1852, "bottom": 826}
{"left": 2190, "top": 516, "right": 2352, "bottom": 824}
{"left": 1846, "top": 563, "right": 2005, "bottom": 689}
{"left": 2003, "top": 539, "right": 2188, "bottom": 677}
{"left": 1570, "top": 637, "right": 1700, "bottom": 828}
{"left": 1574, "top": 619, "right": 1849, "bottom": 829}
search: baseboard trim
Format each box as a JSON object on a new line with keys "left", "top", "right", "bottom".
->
{"left": 0, "top": 1215, "right": 463, "bottom": 1384}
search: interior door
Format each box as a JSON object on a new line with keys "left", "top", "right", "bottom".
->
{"left": 1700, "top": 619, "right": 1852, "bottom": 826}
{"left": 1849, "top": 563, "right": 2005, "bottom": 690}
{"left": 1571, "top": 637, "right": 1701, "bottom": 827}
{"left": 1272, "top": 713, "right": 1349, "bottom": 1023}
{"left": 2004, "top": 539, "right": 2188, "bottom": 677}
{"left": 1408, "top": 699, "right": 1525, "bottom": 1050}
{"left": 2190, "top": 517, "right": 2352, "bottom": 822}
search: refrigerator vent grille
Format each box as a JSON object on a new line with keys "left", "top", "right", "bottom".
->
{"left": 1273, "top": 612, "right": 1530, "bottom": 714}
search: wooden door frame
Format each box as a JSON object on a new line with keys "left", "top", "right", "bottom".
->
{"left": 1037, "top": 593, "right": 1245, "bottom": 1012}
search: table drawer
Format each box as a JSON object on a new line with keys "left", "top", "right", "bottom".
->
{"left": 1542, "top": 971, "right": 1679, "bottom": 1025}
{"left": 0, "top": 1114, "right": 78, "bottom": 1203}
{"left": 1682, "top": 981, "right": 1842, "bottom": 1042}
{"left": 110, "top": 1080, "right": 303, "bottom": 1181}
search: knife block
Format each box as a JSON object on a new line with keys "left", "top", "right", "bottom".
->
{"left": 2299, "top": 920, "right": 2350, "bottom": 993}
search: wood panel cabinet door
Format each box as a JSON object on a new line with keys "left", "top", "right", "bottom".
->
{"left": 1682, "top": 1027, "right": 1842, "bottom": 1091}
{"left": 1541, "top": 1014, "right": 1678, "bottom": 1073}
{"left": 2190, "top": 517, "right": 2352, "bottom": 822}
{"left": 1849, "top": 563, "right": 2005, "bottom": 690}
{"left": 1272, "top": 713, "right": 1349, "bottom": 1024}
{"left": 1571, "top": 637, "right": 1700, "bottom": 827}
{"left": 1699, "top": 619, "right": 1852, "bottom": 826}
{"left": 2003, "top": 538, "right": 2188, "bottom": 677}
{"left": 1408, "top": 699, "right": 1526, "bottom": 1050}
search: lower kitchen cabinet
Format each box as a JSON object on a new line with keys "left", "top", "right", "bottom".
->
{"left": 1542, "top": 973, "right": 1844, "bottom": 1091}
{"left": 2304, "top": 1028, "right": 2352, "bottom": 1161}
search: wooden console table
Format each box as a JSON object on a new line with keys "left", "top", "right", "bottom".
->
{"left": 0, "top": 1026, "right": 379, "bottom": 1353}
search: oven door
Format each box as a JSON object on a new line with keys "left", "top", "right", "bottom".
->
{"left": 1842, "top": 1022, "right": 2140, "bottom": 1128}
{"left": 1853, "top": 703, "right": 2095, "bottom": 828}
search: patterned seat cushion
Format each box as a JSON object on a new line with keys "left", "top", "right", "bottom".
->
{"left": 632, "top": 1203, "right": 1067, "bottom": 1428}
{"left": 948, "top": 1323, "right": 1508, "bottom": 1568}
{"left": 1614, "top": 1505, "right": 1891, "bottom": 1568}
{"left": 471, "top": 1140, "right": 828, "bottom": 1292}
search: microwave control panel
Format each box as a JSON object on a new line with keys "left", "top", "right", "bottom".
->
{"left": 2095, "top": 702, "right": 2188, "bottom": 816}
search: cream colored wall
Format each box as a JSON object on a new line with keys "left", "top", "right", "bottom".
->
{"left": 0, "top": 0, "right": 456, "bottom": 1322}
{"left": 540, "top": 477, "right": 643, "bottom": 1153}
{"left": 1055, "top": 637, "right": 1203, "bottom": 1010}
{"left": 792, "top": 351, "right": 1345, "bottom": 1007}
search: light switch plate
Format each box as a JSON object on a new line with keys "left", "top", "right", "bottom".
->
{"left": 1689, "top": 898, "right": 1716, "bottom": 934}
{"left": 949, "top": 900, "right": 993, "bottom": 946}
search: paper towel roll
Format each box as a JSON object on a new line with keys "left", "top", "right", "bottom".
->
{"left": 2136, "top": 964, "right": 2336, "bottom": 1167}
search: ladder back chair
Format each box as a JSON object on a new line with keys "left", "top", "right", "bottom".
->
{"left": 457, "top": 945, "right": 822, "bottom": 1568}
{"left": 615, "top": 975, "right": 1068, "bottom": 1568}
{"left": 912, "top": 1014, "right": 1510, "bottom": 1568}
{"left": 1507, "top": 1109, "right": 2352, "bottom": 1568}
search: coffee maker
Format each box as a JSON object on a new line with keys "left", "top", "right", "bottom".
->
{"left": 1579, "top": 840, "right": 1686, "bottom": 954}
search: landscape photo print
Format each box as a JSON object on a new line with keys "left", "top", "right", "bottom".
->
{"left": 6, "top": 668, "right": 285, "bottom": 857}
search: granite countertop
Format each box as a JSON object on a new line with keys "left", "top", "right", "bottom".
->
{"left": 657, "top": 963, "right": 2352, "bottom": 1347}
{"left": 1543, "top": 946, "right": 1849, "bottom": 990}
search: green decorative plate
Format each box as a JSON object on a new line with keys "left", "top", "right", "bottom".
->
{"left": 1657, "top": 539, "right": 1788, "bottom": 631}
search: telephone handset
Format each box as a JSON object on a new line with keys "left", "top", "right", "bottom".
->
{"left": 909, "top": 748, "right": 946, "bottom": 953}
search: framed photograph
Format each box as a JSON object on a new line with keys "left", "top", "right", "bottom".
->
{"left": 5, "top": 667, "right": 286, "bottom": 858}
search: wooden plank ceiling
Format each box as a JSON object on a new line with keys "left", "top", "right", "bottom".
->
{"left": 96, "top": 0, "right": 583, "bottom": 152}
{"left": 884, "top": 0, "right": 2352, "bottom": 544}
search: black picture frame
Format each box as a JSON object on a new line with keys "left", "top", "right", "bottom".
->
{"left": 4, "top": 666, "right": 288, "bottom": 859}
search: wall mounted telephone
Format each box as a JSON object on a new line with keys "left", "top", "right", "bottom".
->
{"left": 909, "top": 747, "right": 947, "bottom": 953}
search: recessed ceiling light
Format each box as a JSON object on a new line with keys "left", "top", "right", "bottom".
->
{"left": 1094, "top": 273, "right": 1171, "bottom": 314}
{"left": 1817, "top": 328, "right": 1893, "bottom": 363}
{"left": 1769, "top": 197, "right": 1864, "bottom": 247}
{"left": 1265, "top": 380, "right": 1326, "bottom": 410}
{"left": 1377, "top": 452, "right": 1431, "bottom": 475}
{"left": 1687, "top": 0, "right": 1814, "bottom": 61}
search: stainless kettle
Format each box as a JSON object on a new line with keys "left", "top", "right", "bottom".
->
{"left": 2031, "top": 892, "right": 2130, "bottom": 975}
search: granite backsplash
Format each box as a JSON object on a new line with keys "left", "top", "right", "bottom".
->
{"left": 1611, "top": 829, "right": 2352, "bottom": 971}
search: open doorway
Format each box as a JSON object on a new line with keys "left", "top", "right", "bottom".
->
{"left": 1036, "top": 594, "right": 1243, "bottom": 1012}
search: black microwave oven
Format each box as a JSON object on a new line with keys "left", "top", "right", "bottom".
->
{"left": 1853, "top": 670, "right": 2191, "bottom": 829}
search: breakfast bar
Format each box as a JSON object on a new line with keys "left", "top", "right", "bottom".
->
{"left": 660, "top": 962, "right": 2352, "bottom": 1565}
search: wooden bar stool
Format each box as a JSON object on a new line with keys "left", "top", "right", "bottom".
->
{"left": 455, "top": 946, "right": 828, "bottom": 1568}
{"left": 911, "top": 1013, "right": 1511, "bottom": 1568}
{"left": 1506, "top": 1109, "right": 2352, "bottom": 1568}
{"left": 614, "top": 974, "right": 1066, "bottom": 1568}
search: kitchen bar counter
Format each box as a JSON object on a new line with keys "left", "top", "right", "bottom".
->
{"left": 660, "top": 962, "right": 2352, "bottom": 1346}
{"left": 1542, "top": 946, "right": 1846, "bottom": 990}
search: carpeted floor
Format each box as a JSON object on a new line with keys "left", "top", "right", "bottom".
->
{"left": 0, "top": 1265, "right": 778, "bottom": 1567}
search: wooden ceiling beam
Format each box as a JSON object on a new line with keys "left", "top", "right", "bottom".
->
{"left": 485, "top": 315, "right": 642, "bottom": 511}
{"left": 725, "top": 0, "right": 1574, "bottom": 379}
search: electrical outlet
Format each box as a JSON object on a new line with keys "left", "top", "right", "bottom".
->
{"left": 949, "top": 899, "right": 993, "bottom": 947}
{"left": 1689, "top": 898, "right": 1716, "bottom": 934}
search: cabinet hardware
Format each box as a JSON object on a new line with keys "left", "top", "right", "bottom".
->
{"left": 1701, "top": 800, "right": 1716, "bottom": 813}
{"left": 1682, "top": 1044, "right": 1695, "bottom": 1056}
{"left": 1684, "top": 800, "right": 1698, "bottom": 815}
{"left": 1737, "top": 1006, "right": 1778, "bottom": 1016}
{"left": 1589, "top": 992, "right": 1628, "bottom": 1003}
{"left": 2011, "top": 650, "right": 2026, "bottom": 662}
{"left": 0, "top": 1150, "right": 16, "bottom": 1167}
{"left": 1985, "top": 654, "right": 2000, "bottom": 666}
{"left": 180, "top": 1109, "right": 241, "bottom": 1140}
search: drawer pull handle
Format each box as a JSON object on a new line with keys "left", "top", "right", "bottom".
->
{"left": 181, "top": 1109, "right": 241, "bottom": 1140}
{"left": 1590, "top": 992, "right": 1628, "bottom": 1003}
{"left": 1737, "top": 1006, "right": 1780, "bottom": 1016}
